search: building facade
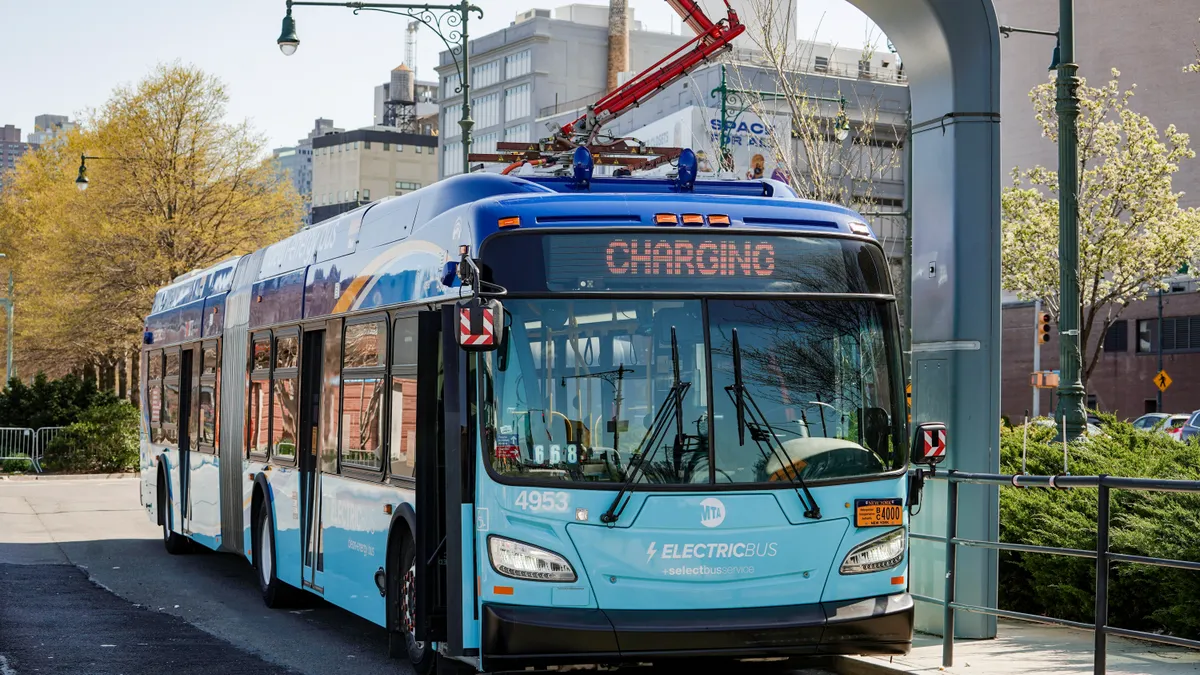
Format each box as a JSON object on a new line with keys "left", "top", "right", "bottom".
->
{"left": 26, "top": 114, "right": 74, "bottom": 146}
{"left": 0, "top": 125, "right": 33, "bottom": 186}
{"left": 434, "top": 3, "right": 686, "bottom": 177}
{"left": 310, "top": 127, "right": 438, "bottom": 224}
{"left": 273, "top": 118, "right": 345, "bottom": 227}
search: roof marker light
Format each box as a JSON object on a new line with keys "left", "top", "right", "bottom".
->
{"left": 848, "top": 221, "right": 873, "bottom": 236}
{"left": 655, "top": 213, "right": 679, "bottom": 226}
{"left": 708, "top": 214, "right": 731, "bottom": 226}
{"left": 681, "top": 214, "right": 704, "bottom": 225}
{"left": 498, "top": 216, "right": 520, "bottom": 228}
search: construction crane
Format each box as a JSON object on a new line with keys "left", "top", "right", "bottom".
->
{"left": 405, "top": 20, "right": 418, "bottom": 70}
{"left": 469, "top": 0, "right": 745, "bottom": 173}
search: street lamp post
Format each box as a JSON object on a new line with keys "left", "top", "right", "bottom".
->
{"left": 75, "top": 154, "right": 141, "bottom": 191}
{"left": 0, "top": 253, "right": 13, "bottom": 384}
{"left": 709, "top": 63, "right": 849, "bottom": 171}
{"left": 1000, "top": 3, "right": 1085, "bottom": 439}
{"left": 277, "top": 0, "right": 483, "bottom": 176}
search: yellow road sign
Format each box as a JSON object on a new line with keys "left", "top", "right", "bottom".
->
{"left": 1154, "top": 370, "right": 1172, "bottom": 392}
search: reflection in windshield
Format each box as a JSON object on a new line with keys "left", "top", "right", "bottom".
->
{"left": 480, "top": 298, "right": 902, "bottom": 485}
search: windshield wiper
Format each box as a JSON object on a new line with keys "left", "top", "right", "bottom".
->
{"left": 725, "top": 328, "right": 821, "bottom": 519}
{"left": 601, "top": 327, "right": 690, "bottom": 524}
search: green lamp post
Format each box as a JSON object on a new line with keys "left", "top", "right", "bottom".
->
{"left": 277, "top": 0, "right": 482, "bottom": 176}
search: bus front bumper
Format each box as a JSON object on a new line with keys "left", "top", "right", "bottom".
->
{"left": 482, "top": 592, "right": 913, "bottom": 667}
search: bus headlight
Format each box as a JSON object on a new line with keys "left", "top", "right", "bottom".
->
{"left": 840, "top": 528, "right": 905, "bottom": 575}
{"left": 488, "top": 536, "right": 577, "bottom": 582}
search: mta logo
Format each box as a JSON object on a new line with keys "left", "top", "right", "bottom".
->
{"left": 700, "top": 497, "right": 726, "bottom": 528}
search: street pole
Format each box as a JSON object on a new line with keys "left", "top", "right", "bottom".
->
{"left": 1033, "top": 299, "right": 1042, "bottom": 417}
{"left": 278, "top": 0, "right": 481, "bottom": 175}
{"left": 1053, "top": 0, "right": 1086, "bottom": 438}
{"left": 1157, "top": 288, "right": 1164, "bottom": 412}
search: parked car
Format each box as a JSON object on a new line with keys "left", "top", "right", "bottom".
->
{"left": 1179, "top": 411, "right": 1200, "bottom": 442}
{"left": 1136, "top": 413, "right": 1190, "bottom": 440}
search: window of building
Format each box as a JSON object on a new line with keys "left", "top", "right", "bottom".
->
{"left": 416, "top": 145, "right": 422, "bottom": 154}
{"left": 474, "top": 133, "right": 499, "bottom": 155}
{"left": 342, "top": 320, "right": 386, "bottom": 471}
{"left": 362, "top": 188, "right": 371, "bottom": 201}
{"left": 395, "top": 181, "right": 421, "bottom": 193}
{"left": 389, "top": 315, "right": 419, "bottom": 479}
{"left": 472, "top": 93, "right": 500, "bottom": 129}
{"left": 814, "top": 56, "right": 829, "bottom": 72}
{"left": 443, "top": 72, "right": 460, "bottom": 99}
{"left": 397, "top": 144, "right": 404, "bottom": 152}
{"left": 505, "top": 124, "right": 531, "bottom": 144}
{"left": 383, "top": 143, "right": 390, "bottom": 151}
{"left": 443, "top": 141, "right": 463, "bottom": 176}
{"left": 471, "top": 60, "right": 501, "bottom": 88}
{"left": 504, "top": 49, "right": 532, "bottom": 79}
{"left": 1103, "top": 320, "right": 1128, "bottom": 353}
{"left": 443, "top": 104, "right": 462, "bottom": 138}
{"left": 858, "top": 59, "right": 872, "bottom": 78}
{"left": 504, "top": 84, "right": 531, "bottom": 121}
{"left": 1137, "top": 316, "right": 1200, "bottom": 353}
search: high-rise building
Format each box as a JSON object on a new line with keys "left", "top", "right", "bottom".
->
{"left": 0, "top": 125, "right": 34, "bottom": 186}
{"left": 273, "top": 118, "right": 346, "bottom": 228}
{"left": 310, "top": 126, "right": 439, "bottom": 224}
{"left": 27, "top": 114, "right": 75, "bottom": 146}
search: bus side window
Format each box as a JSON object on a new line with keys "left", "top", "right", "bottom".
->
{"left": 342, "top": 320, "right": 386, "bottom": 472}
{"left": 147, "top": 350, "right": 163, "bottom": 443}
{"left": 273, "top": 333, "right": 300, "bottom": 460}
{"left": 163, "top": 348, "right": 181, "bottom": 445}
{"left": 248, "top": 336, "right": 271, "bottom": 458}
{"left": 200, "top": 342, "right": 218, "bottom": 452}
{"left": 389, "top": 316, "right": 418, "bottom": 479}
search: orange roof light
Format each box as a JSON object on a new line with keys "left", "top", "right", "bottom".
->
{"left": 654, "top": 213, "right": 678, "bottom": 225}
{"left": 498, "top": 216, "right": 521, "bottom": 228}
{"left": 708, "top": 214, "right": 731, "bottom": 226}
{"left": 681, "top": 213, "right": 704, "bottom": 225}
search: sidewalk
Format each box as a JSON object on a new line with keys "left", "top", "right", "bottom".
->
{"left": 838, "top": 619, "right": 1200, "bottom": 674}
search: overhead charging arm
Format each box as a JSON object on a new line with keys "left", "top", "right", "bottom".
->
{"left": 558, "top": 0, "right": 745, "bottom": 145}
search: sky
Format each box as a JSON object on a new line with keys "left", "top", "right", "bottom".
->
{"left": 1, "top": 0, "right": 882, "bottom": 151}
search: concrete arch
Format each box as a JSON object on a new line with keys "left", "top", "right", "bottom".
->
{"left": 845, "top": 0, "right": 1002, "bottom": 639}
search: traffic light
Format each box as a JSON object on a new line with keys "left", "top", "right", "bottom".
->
{"left": 1037, "top": 312, "right": 1052, "bottom": 343}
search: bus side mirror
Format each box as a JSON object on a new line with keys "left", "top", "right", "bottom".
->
{"left": 911, "top": 422, "right": 947, "bottom": 467}
{"left": 457, "top": 297, "right": 504, "bottom": 352}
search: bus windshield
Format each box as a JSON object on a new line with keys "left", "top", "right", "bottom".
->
{"left": 480, "top": 297, "right": 904, "bottom": 486}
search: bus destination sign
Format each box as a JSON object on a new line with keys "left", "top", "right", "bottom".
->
{"left": 604, "top": 238, "right": 776, "bottom": 278}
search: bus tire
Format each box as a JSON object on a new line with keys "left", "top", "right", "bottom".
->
{"left": 159, "top": 466, "right": 189, "bottom": 555}
{"left": 253, "top": 499, "right": 292, "bottom": 608}
{"left": 389, "top": 536, "right": 435, "bottom": 673}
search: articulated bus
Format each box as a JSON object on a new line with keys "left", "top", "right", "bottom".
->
{"left": 140, "top": 154, "right": 945, "bottom": 673}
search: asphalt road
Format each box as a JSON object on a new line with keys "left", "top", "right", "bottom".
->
{"left": 0, "top": 476, "right": 405, "bottom": 675}
{"left": 0, "top": 476, "right": 837, "bottom": 675}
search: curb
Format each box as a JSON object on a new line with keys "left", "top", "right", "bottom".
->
{"left": 832, "top": 656, "right": 921, "bottom": 675}
{"left": 0, "top": 472, "right": 138, "bottom": 481}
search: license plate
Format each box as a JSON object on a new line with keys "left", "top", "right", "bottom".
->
{"left": 855, "top": 498, "right": 903, "bottom": 527}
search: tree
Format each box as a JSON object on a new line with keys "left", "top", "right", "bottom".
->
{"left": 1186, "top": 17, "right": 1200, "bottom": 73}
{"left": 1001, "top": 69, "right": 1200, "bottom": 390}
{"left": 0, "top": 64, "right": 302, "bottom": 386}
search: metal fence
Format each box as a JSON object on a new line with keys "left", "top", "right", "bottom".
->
{"left": 913, "top": 470, "right": 1200, "bottom": 674}
{"left": 0, "top": 426, "right": 65, "bottom": 473}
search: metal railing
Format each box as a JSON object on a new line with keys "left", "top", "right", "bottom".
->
{"left": 913, "top": 470, "right": 1200, "bottom": 674}
{"left": 0, "top": 426, "right": 65, "bottom": 473}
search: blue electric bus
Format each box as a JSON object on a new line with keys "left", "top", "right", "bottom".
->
{"left": 139, "top": 152, "right": 942, "bottom": 672}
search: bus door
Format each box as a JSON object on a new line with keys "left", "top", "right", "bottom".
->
{"left": 415, "top": 307, "right": 471, "bottom": 657}
{"left": 299, "top": 329, "right": 325, "bottom": 592}
{"left": 178, "top": 347, "right": 194, "bottom": 533}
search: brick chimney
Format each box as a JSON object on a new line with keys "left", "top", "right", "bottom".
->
{"left": 606, "top": 0, "right": 629, "bottom": 93}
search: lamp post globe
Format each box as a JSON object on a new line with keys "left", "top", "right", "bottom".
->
{"left": 75, "top": 159, "right": 89, "bottom": 191}
{"left": 278, "top": 9, "right": 300, "bottom": 55}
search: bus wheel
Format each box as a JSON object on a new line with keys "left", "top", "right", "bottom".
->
{"left": 389, "top": 537, "right": 434, "bottom": 673}
{"left": 253, "top": 501, "right": 291, "bottom": 608}
{"left": 159, "top": 467, "right": 189, "bottom": 555}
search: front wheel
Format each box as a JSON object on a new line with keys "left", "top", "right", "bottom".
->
{"left": 389, "top": 538, "right": 435, "bottom": 673}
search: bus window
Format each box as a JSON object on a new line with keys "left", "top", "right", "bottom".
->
{"left": 342, "top": 320, "right": 386, "bottom": 471}
{"left": 273, "top": 334, "right": 299, "bottom": 459}
{"left": 253, "top": 339, "right": 272, "bottom": 371}
{"left": 163, "top": 379, "right": 179, "bottom": 444}
{"left": 199, "top": 342, "right": 218, "bottom": 450}
{"left": 202, "top": 346, "right": 217, "bottom": 376}
{"left": 147, "top": 350, "right": 163, "bottom": 442}
{"left": 389, "top": 316, "right": 418, "bottom": 478}
{"left": 249, "top": 336, "right": 271, "bottom": 458}
{"left": 165, "top": 350, "right": 180, "bottom": 378}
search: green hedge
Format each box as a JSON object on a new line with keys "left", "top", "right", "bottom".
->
{"left": 0, "top": 373, "right": 117, "bottom": 429}
{"left": 41, "top": 402, "right": 139, "bottom": 474}
{"left": 999, "top": 417, "right": 1200, "bottom": 639}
